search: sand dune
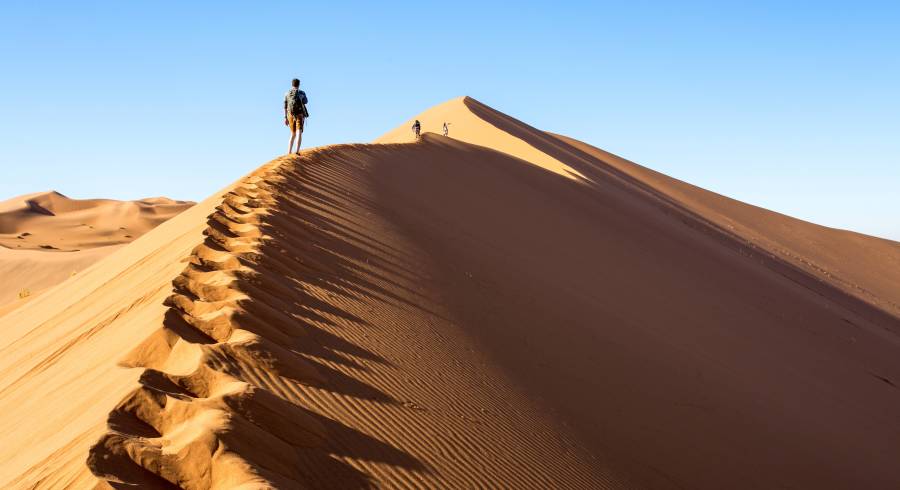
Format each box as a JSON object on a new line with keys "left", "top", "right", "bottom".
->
{"left": 380, "top": 97, "right": 900, "bottom": 321}
{"left": 2, "top": 97, "right": 900, "bottom": 489}
{"left": 0, "top": 191, "right": 192, "bottom": 312}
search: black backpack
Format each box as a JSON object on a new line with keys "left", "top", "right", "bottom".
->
{"left": 288, "top": 89, "right": 309, "bottom": 118}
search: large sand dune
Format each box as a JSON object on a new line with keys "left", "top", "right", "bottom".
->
{"left": 2, "top": 97, "right": 900, "bottom": 489}
{"left": 0, "top": 192, "right": 192, "bottom": 313}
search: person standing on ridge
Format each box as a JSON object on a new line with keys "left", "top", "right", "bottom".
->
{"left": 284, "top": 78, "right": 309, "bottom": 154}
{"left": 442, "top": 122, "right": 450, "bottom": 137}
{"left": 412, "top": 119, "right": 421, "bottom": 140}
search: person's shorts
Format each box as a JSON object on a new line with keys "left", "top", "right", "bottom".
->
{"left": 288, "top": 114, "right": 305, "bottom": 132}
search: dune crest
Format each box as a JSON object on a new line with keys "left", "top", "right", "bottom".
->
{"left": 76, "top": 147, "right": 608, "bottom": 488}
{"left": 376, "top": 96, "right": 586, "bottom": 180}
{"left": 87, "top": 162, "right": 329, "bottom": 487}
{"left": 2, "top": 98, "right": 900, "bottom": 488}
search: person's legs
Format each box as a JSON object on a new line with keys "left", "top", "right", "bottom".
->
{"left": 295, "top": 118, "right": 304, "bottom": 154}
{"left": 288, "top": 115, "right": 298, "bottom": 154}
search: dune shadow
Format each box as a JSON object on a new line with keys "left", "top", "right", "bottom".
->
{"left": 306, "top": 410, "right": 427, "bottom": 472}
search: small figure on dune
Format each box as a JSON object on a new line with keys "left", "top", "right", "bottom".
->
{"left": 442, "top": 122, "right": 450, "bottom": 137}
{"left": 412, "top": 119, "right": 421, "bottom": 140}
{"left": 284, "top": 78, "right": 309, "bottom": 154}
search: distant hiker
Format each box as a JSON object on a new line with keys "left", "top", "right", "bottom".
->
{"left": 412, "top": 119, "right": 421, "bottom": 140}
{"left": 442, "top": 122, "right": 450, "bottom": 137}
{"left": 284, "top": 78, "right": 309, "bottom": 154}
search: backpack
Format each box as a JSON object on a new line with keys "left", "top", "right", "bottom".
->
{"left": 287, "top": 89, "right": 309, "bottom": 118}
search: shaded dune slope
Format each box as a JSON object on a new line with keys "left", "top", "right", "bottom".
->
{"left": 366, "top": 135, "right": 900, "bottom": 488}
{"left": 381, "top": 96, "right": 900, "bottom": 323}
{"left": 2, "top": 98, "right": 900, "bottom": 489}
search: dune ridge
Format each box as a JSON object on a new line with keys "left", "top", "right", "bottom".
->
{"left": 83, "top": 147, "right": 609, "bottom": 489}
{"left": 85, "top": 159, "right": 323, "bottom": 488}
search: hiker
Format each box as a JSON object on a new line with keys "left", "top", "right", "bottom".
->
{"left": 412, "top": 119, "right": 421, "bottom": 140}
{"left": 284, "top": 78, "right": 309, "bottom": 154}
{"left": 442, "top": 122, "right": 450, "bottom": 137}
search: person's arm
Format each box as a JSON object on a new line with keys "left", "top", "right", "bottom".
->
{"left": 284, "top": 95, "right": 289, "bottom": 125}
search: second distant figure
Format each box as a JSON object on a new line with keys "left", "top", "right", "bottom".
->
{"left": 284, "top": 78, "right": 309, "bottom": 154}
{"left": 412, "top": 119, "right": 421, "bottom": 140}
{"left": 442, "top": 122, "right": 450, "bottom": 137}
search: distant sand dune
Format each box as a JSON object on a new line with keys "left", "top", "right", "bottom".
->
{"left": 0, "top": 191, "right": 192, "bottom": 312}
{"left": 2, "top": 98, "right": 900, "bottom": 489}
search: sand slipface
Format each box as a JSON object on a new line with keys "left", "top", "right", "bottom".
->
{"left": 1, "top": 97, "right": 900, "bottom": 489}
{"left": 0, "top": 191, "right": 193, "bottom": 312}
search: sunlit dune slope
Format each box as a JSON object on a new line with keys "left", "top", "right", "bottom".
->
{"left": 2, "top": 97, "right": 900, "bottom": 489}
{"left": 0, "top": 191, "right": 192, "bottom": 311}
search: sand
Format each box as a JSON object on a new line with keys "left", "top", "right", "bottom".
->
{"left": 1, "top": 97, "right": 899, "bottom": 489}
{"left": 0, "top": 191, "right": 192, "bottom": 312}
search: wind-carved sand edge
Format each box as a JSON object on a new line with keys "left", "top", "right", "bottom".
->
{"left": 86, "top": 156, "right": 332, "bottom": 488}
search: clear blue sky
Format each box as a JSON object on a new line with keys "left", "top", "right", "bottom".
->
{"left": 1, "top": 1, "right": 898, "bottom": 239}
